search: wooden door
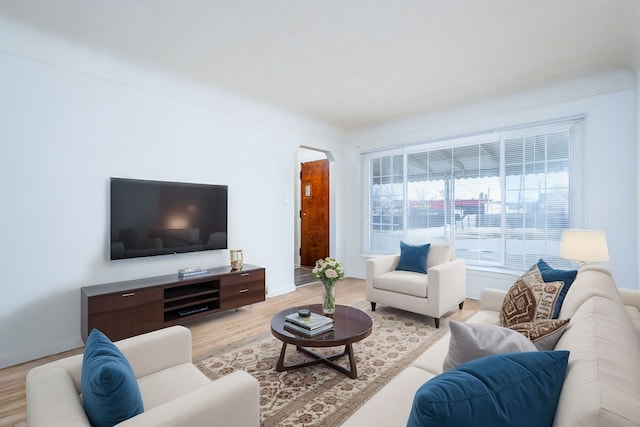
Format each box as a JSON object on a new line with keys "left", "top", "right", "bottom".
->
{"left": 300, "top": 159, "right": 329, "bottom": 266}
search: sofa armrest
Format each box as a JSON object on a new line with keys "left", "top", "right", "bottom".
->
{"left": 367, "top": 255, "right": 400, "bottom": 277}
{"left": 619, "top": 288, "right": 640, "bottom": 311}
{"left": 27, "top": 325, "right": 193, "bottom": 394}
{"left": 26, "top": 367, "right": 90, "bottom": 427}
{"left": 366, "top": 255, "right": 400, "bottom": 290}
{"left": 480, "top": 288, "right": 506, "bottom": 312}
{"left": 426, "top": 259, "right": 466, "bottom": 317}
{"left": 118, "top": 326, "right": 193, "bottom": 379}
{"left": 116, "top": 371, "right": 260, "bottom": 427}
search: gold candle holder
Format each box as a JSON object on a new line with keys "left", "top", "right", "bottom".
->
{"left": 230, "top": 249, "right": 243, "bottom": 270}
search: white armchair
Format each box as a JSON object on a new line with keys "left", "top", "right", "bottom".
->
{"left": 26, "top": 326, "right": 260, "bottom": 427}
{"left": 366, "top": 243, "right": 466, "bottom": 328}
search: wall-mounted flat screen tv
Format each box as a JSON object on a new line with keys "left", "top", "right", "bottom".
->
{"left": 110, "top": 178, "right": 228, "bottom": 260}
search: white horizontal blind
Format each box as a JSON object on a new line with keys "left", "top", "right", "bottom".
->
{"left": 361, "top": 119, "right": 584, "bottom": 271}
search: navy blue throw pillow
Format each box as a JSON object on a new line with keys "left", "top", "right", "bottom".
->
{"left": 537, "top": 259, "right": 578, "bottom": 318}
{"left": 407, "top": 351, "right": 569, "bottom": 427}
{"left": 81, "top": 329, "right": 144, "bottom": 427}
{"left": 396, "top": 241, "right": 430, "bottom": 274}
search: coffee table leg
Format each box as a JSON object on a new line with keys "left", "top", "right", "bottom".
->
{"left": 346, "top": 343, "right": 357, "bottom": 379}
{"left": 276, "top": 341, "right": 289, "bottom": 372}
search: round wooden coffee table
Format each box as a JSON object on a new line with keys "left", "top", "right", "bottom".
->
{"left": 271, "top": 304, "right": 373, "bottom": 379}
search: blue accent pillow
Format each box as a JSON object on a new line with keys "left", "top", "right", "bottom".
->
{"left": 81, "top": 329, "right": 144, "bottom": 427}
{"left": 396, "top": 242, "right": 430, "bottom": 274}
{"left": 537, "top": 259, "right": 578, "bottom": 318}
{"left": 407, "top": 351, "right": 569, "bottom": 427}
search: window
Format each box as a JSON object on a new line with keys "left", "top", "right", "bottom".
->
{"left": 362, "top": 119, "right": 583, "bottom": 270}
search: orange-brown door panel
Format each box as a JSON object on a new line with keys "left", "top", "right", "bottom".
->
{"left": 300, "top": 160, "right": 329, "bottom": 266}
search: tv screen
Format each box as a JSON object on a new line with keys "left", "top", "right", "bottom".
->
{"left": 110, "top": 178, "right": 228, "bottom": 260}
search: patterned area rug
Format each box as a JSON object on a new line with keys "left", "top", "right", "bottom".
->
{"left": 195, "top": 302, "right": 449, "bottom": 426}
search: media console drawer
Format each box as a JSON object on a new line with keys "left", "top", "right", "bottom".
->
{"left": 81, "top": 265, "right": 266, "bottom": 342}
{"left": 220, "top": 271, "right": 266, "bottom": 310}
{"left": 87, "top": 288, "right": 163, "bottom": 315}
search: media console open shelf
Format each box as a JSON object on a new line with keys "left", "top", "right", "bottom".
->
{"left": 81, "top": 264, "right": 265, "bottom": 342}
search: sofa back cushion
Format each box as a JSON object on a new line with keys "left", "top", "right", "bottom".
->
{"left": 553, "top": 275, "right": 640, "bottom": 426}
{"left": 426, "top": 244, "right": 452, "bottom": 269}
{"left": 558, "top": 266, "right": 621, "bottom": 319}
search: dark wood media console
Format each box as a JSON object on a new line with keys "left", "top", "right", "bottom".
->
{"left": 81, "top": 264, "right": 265, "bottom": 342}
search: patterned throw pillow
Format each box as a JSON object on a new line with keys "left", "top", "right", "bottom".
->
{"left": 499, "top": 268, "right": 540, "bottom": 327}
{"left": 509, "top": 319, "right": 570, "bottom": 351}
{"left": 500, "top": 266, "right": 564, "bottom": 327}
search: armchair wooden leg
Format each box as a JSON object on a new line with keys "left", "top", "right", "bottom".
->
{"left": 434, "top": 318, "right": 440, "bottom": 328}
{"left": 371, "top": 302, "right": 377, "bottom": 311}
{"left": 459, "top": 300, "right": 465, "bottom": 310}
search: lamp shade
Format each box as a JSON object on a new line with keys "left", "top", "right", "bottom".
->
{"left": 559, "top": 229, "right": 609, "bottom": 263}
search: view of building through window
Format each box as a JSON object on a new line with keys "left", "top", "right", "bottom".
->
{"left": 364, "top": 120, "right": 582, "bottom": 271}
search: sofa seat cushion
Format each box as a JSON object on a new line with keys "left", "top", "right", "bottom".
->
{"left": 373, "top": 270, "right": 428, "bottom": 298}
{"left": 553, "top": 295, "right": 640, "bottom": 426}
{"left": 341, "top": 366, "right": 435, "bottom": 427}
{"left": 412, "top": 334, "right": 451, "bottom": 375}
{"left": 137, "top": 363, "right": 211, "bottom": 410}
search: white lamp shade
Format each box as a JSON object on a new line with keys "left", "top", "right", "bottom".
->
{"left": 559, "top": 229, "right": 609, "bottom": 263}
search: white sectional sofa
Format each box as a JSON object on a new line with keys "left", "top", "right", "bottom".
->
{"left": 343, "top": 265, "right": 640, "bottom": 426}
{"left": 26, "top": 325, "right": 260, "bottom": 426}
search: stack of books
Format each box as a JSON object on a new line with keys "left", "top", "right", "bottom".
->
{"left": 178, "top": 267, "right": 212, "bottom": 278}
{"left": 284, "top": 311, "right": 334, "bottom": 336}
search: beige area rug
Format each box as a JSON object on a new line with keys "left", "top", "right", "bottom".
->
{"left": 195, "top": 302, "right": 449, "bottom": 427}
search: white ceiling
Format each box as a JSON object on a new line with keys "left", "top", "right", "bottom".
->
{"left": 2, "top": 0, "right": 639, "bottom": 130}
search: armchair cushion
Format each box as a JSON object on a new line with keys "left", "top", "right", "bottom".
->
{"left": 396, "top": 241, "right": 430, "bottom": 274}
{"left": 373, "top": 270, "right": 428, "bottom": 298}
{"left": 81, "top": 329, "right": 144, "bottom": 427}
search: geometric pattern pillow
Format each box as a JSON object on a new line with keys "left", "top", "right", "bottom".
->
{"left": 509, "top": 319, "right": 571, "bottom": 351}
{"left": 528, "top": 279, "right": 565, "bottom": 321}
{"left": 500, "top": 266, "right": 564, "bottom": 327}
{"left": 499, "top": 268, "right": 540, "bottom": 327}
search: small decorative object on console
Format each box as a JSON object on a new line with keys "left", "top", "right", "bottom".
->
{"left": 312, "top": 257, "right": 344, "bottom": 315}
{"left": 230, "top": 249, "right": 243, "bottom": 270}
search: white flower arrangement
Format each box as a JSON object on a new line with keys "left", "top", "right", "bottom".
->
{"left": 312, "top": 257, "right": 344, "bottom": 282}
{"left": 312, "top": 257, "right": 344, "bottom": 314}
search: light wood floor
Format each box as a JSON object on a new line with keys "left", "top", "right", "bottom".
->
{"left": 0, "top": 278, "right": 479, "bottom": 427}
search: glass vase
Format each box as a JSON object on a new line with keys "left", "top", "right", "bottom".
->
{"left": 322, "top": 280, "right": 336, "bottom": 315}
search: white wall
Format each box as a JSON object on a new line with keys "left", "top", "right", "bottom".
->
{"left": 0, "top": 18, "right": 345, "bottom": 368}
{"left": 637, "top": 71, "right": 640, "bottom": 288}
{"left": 344, "top": 72, "right": 638, "bottom": 298}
